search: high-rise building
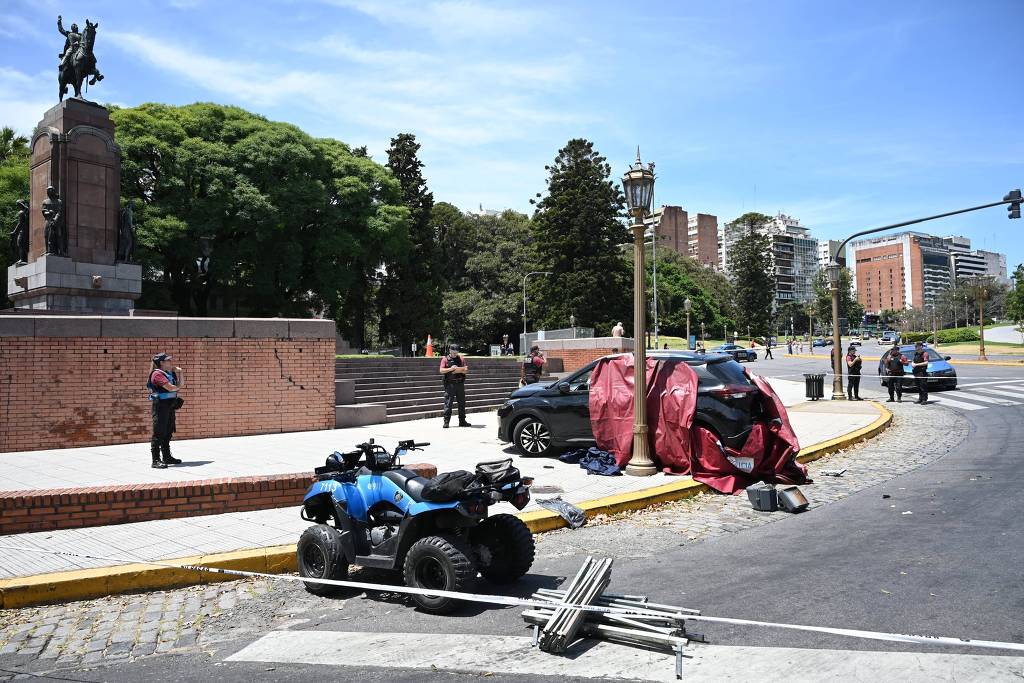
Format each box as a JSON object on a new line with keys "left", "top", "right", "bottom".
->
{"left": 720, "top": 213, "right": 819, "bottom": 305}
{"left": 942, "top": 235, "right": 1009, "bottom": 283}
{"left": 646, "top": 205, "right": 719, "bottom": 269}
{"left": 817, "top": 239, "right": 847, "bottom": 268}
{"left": 849, "top": 232, "right": 952, "bottom": 313}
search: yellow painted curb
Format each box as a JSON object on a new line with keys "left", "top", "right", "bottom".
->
{"left": 784, "top": 353, "right": 1024, "bottom": 366}
{"left": 0, "top": 403, "right": 893, "bottom": 609}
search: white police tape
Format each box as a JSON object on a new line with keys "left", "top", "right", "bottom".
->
{"left": 3, "top": 543, "right": 1024, "bottom": 653}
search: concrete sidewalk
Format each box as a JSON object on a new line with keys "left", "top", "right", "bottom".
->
{"left": 0, "top": 376, "right": 887, "bottom": 586}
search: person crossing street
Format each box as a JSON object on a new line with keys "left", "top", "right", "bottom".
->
{"left": 439, "top": 344, "right": 471, "bottom": 428}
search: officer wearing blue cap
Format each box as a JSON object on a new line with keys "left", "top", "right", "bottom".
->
{"left": 148, "top": 353, "right": 184, "bottom": 468}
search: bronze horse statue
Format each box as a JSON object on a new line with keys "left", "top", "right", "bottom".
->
{"left": 59, "top": 19, "right": 104, "bottom": 101}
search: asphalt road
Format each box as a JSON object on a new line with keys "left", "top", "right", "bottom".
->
{"left": 7, "top": 353, "right": 1023, "bottom": 681}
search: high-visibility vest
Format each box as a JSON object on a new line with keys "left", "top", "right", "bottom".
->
{"left": 148, "top": 370, "right": 178, "bottom": 401}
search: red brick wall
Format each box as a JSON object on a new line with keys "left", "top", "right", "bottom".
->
{"left": 0, "top": 336, "right": 334, "bottom": 453}
{"left": 544, "top": 348, "right": 623, "bottom": 373}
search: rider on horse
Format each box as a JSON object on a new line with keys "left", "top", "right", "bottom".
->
{"left": 56, "top": 14, "right": 103, "bottom": 100}
{"left": 57, "top": 16, "right": 81, "bottom": 71}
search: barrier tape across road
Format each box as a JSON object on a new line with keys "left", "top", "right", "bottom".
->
{"left": 2, "top": 544, "right": 1023, "bottom": 654}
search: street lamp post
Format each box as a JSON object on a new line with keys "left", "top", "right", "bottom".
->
{"left": 684, "top": 297, "right": 692, "bottom": 350}
{"left": 700, "top": 321, "right": 705, "bottom": 346}
{"left": 828, "top": 262, "right": 846, "bottom": 400}
{"left": 621, "top": 149, "right": 657, "bottom": 477}
{"left": 977, "top": 278, "right": 989, "bottom": 361}
{"left": 522, "top": 271, "right": 553, "bottom": 339}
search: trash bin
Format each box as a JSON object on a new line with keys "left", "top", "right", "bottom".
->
{"left": 804, "top": 373, "right": 825, "bottom": 400}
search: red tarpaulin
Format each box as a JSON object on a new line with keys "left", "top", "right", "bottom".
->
{"left": 588, "top": 355, "right": 808, "bottom": 493}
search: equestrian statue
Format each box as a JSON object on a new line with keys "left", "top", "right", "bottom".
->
{"left": 57, "top": 14, "right": 104, "bottom": 101}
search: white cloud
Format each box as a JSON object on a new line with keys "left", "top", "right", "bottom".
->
{"left": 0, "top": 68, "right": 55, "bottom": 135}
{"left": 323, "top": 0, "right": 545, "bottom": 38}
{"left": 0, "top": 13, "right": 45, "bottom": 40}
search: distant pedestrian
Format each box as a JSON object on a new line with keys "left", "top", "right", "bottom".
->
{"left": 911, "top": 341, "right": 930, "bottom": 404}
{"left": 764, "top": 342, "right": 773, "bottom": 359}
{"left": 787, "top": 338, "right": 793, "bottom": 355}
{"left": 439, "top": 344, "right": 471, "bottom": 428}
{"left": 148, "top": 353, "right": 184, "bottom": 469}
{"left": 612, "top": 321, "right": 625, "bottom": 338}
{"left": 499, "top": 334, "right": 515, "bottom": 356}
{"left": 885, "top": 344, "right": 907, "bottom": 403}
{"left": 846, "top": 344, "right": 862, "bottom": 400}
{"left": 663, "top": 342, "right": 669, "bottom": 350}
{"left": 521, "top": 345, "right": 545, "bottom": 385}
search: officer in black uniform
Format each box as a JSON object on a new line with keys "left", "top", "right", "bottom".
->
{"left": 885, "top": 343, "right": 906, "bottom": 403}
{"left": 521, "top": 345, "right": 545, "bottom": 385}
{"left": 911, "top": 341, "right": 930, "bottom": 404}
{"left": 439, "top": 344, "right": 471, "bottom": 428}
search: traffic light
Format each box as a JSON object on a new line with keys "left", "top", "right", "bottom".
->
{"left": 1006, "top": 188, "right": 1022, "bottom": 219}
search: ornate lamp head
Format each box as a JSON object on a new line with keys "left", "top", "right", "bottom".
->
{"left": 621, "top": 147, "right": 655, "bottom": 222}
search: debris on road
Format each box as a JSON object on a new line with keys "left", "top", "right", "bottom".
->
{"left": 536, "top": 497, "right": 586, "bottom": 529}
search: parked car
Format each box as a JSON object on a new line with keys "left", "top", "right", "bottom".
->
{"left": 877, "top": 344, "right": 957, "bottom": 391}
{"left": 712, "top": 343, "right": 757, "bottom": 362}
{"left": 497, "top": 352, "right": 764, "bottom": 458}
{"left": 878, "top": 331, "right": 898, "bottom": 345}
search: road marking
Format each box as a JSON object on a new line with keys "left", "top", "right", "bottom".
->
{"left": 930, "top": 395, "right": 986, "bottom": 411}
{"left": 227, "top": 630, "right": 1024, "bottom": 681}
{"left": 950, "top": 391, "right": 1019, "bottom": 406}
{"left": 972, "top": 387, "right": 1024, "bottom": 400}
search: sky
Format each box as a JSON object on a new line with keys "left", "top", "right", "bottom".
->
{"left": 2, "top": 0, "right": 1022, "bottom": 269}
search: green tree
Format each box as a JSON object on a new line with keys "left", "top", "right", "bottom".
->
{"left": 812, "top": 267, "right": 864, "bottom": 332}
{"left": 0, "top": 128, "right": 30, "bottom": 288}
{"left": 440, "top": 209, "right": 540, "bottom": 351}
{"left": 110, "top": 103, "right": 407, "bottom": 326}
{"left": 530, "top": 138, "right": 631, "bottom": 334}
{"left": 1007, "top": 264, "right": 1024, "bottom": 331}
{"left": 0, "top": 127, "right": 29, "bottom": 164}
{"left": 379, "top": 133, "right": 442, "bottom": 355}
{"left": 726, "top": 212, "right": 775, "bottom": 336}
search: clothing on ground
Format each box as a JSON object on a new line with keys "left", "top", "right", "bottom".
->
{"left": 560, "top": 447, "right": 622, "bottom": 476}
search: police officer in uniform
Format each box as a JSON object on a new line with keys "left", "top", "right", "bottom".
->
{"left": 521, "top": 345, "right": 545, "bottom": 385}
{"left": 845, "top": 344, "right": 862, "bottom": 400}
{"left": 148, "top": 353, "right": 184, "bottom": 468}
{"left": 911, "top": 341, "right": 930, "bottom": 404}
{"left": 885, "top": 343, "right": 907, "bottom": 403}
{"left": 439, "top": 344, "right": 471, "bottom": 428}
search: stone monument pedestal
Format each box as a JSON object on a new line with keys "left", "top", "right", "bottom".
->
{"left": 6, "top": 98, "right": 141, "bottom": 312}
{"left": 7, "top": 255, "right": 141, "bottom": 312}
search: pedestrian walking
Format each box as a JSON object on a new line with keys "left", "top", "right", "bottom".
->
{"left": 911, "top": 341, "right": 930, "bottom": 404}
{"left": 439, "top": 344, "right": 471, "bottom": 428}
{"left": 148, "top": 353, "right": 184, "bottom": 469}
{"left": 521, "top": 345, "right": 545, "bottom": 385}
{"left": 846, "top": 344, "right": 862, "bottom": 400}
{"left": 885, "top": 344, "right": 906, "bottom": 403}
{"left": 787, "top": 338, "right": 793, "bottom": 355}
{"left": 764, "top": 342, "right": 773, "bottom": 359}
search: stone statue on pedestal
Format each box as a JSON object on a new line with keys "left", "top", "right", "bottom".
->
{"left": 57, "top": 14, "right": 104, "bottom": 101}
{"left": 10, "top": 200, "right": 29, "bottom": 265}
{"left": 117, "top": 199, "right": 136, "bottom": 263}
{"left": 42, "top": 185, "right": 67, "bottom": 257}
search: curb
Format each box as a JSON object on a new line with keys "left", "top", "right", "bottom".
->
{"left": 0, "top": 404, "right": 893, "bottom": 609}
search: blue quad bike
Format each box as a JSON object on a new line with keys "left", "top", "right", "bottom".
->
{"left": 298, "top": 438, "right": 537, "bottom": 614}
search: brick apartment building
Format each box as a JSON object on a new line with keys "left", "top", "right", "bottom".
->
{"left": 849, "top": 232, "right": 952, "bottom": 313}
{"left": 645, "top": 205, "right": 719, "bottom": 269}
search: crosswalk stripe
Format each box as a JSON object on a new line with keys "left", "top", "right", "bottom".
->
{"left": 972, "top": 387, "right": 1024, "bottom": 401}
{"left": 226, "top": 630, "right": 1024, "bottom": 681}
{"left": 930, "top": 395, "right": 986, "bottom": 411}
{"left": 950, "top": 391, "right": 1018, "bottom": 406}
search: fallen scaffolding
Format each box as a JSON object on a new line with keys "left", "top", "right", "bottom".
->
{"left": 524, "top": 555, "right": 704, "bottom": 679}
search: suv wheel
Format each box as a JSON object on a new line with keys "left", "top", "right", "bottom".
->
{"left": 513, "top": 417, "right": 553, "bottom": 457}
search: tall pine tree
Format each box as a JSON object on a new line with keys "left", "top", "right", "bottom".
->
{"left": 379, "top": 133, "right": 442, "bottom": 354}
{"left": 530, "top": 139, "right": 631, "bottom": 334}
{"left": 726, "top": 212, "right": 776, "bottom": 336}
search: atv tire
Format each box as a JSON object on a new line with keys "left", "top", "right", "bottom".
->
{"left": 297, "top": 524, "right": 349, "bottom": 596}
{"left": 402, "top": 534, "right": 476, "bottom": 614}
{"left": 471, "top": 513, "right": 535, "bottom": 584}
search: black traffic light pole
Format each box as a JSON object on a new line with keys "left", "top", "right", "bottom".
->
{"left": 826, "top": 189, "right": 1021, "bottom": 400}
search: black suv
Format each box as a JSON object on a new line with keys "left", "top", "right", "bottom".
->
{"left": 497, "top": 352, "right": 763, "bottom": 457}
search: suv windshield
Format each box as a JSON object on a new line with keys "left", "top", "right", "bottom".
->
{"left": 705, "top": 359, "right": 754, "bottom": 386}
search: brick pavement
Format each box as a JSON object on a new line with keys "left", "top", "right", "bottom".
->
{"left": 0, "top": 401, "right": 964, "bottom": 679}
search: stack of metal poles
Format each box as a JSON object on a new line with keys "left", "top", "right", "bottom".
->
{"left": 535, "top": 556, "right": 613, "bottom": 654}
